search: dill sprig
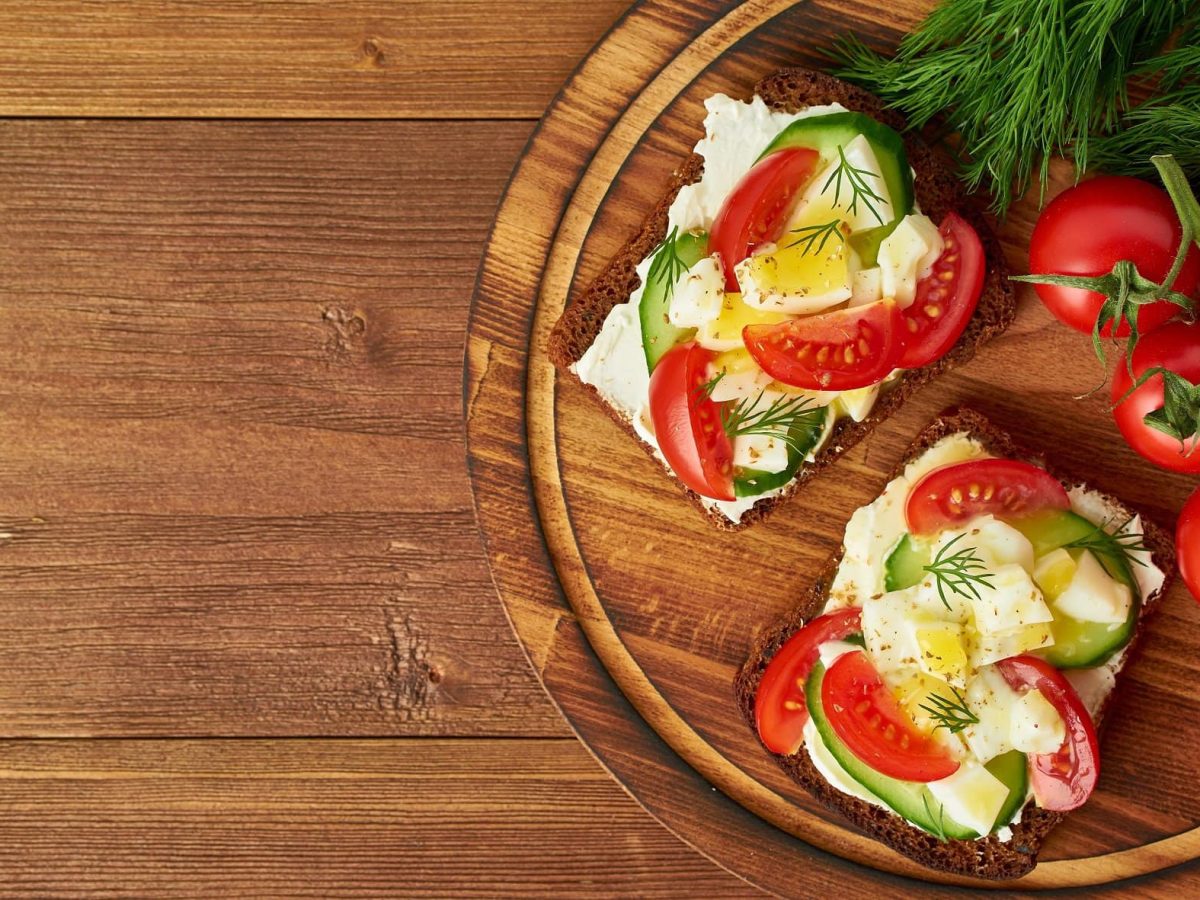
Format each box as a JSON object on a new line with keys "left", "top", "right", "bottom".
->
{"left": 697, "top": 375, "right": 825, "bottom": 455}
{"left": 646, "top": 227, "right": 690, "bottom": 300}
{"left": 921, "top": 794, "right": 950, "bottom": 843}
{"left": 922, "top": 533, "right": 995, "bottom": 611}
{"left": 919, "top": 687, "right": 980, "bottom": 735}
{"left": 832, "top": 1, "right": 1197, "bottom": 215}
{"left": 820, "top": 146, "right": 886, "bottom": 225}
{"left": 1065, "top": 516, "right": 1150, "bottom": 581}
{"left": 784, "top": 219, "right": 845, "bottom": 256}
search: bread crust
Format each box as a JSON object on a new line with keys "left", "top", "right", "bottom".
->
{"left": 547, "top": 68, "right": 1017, "bottom": 530}
{"left": 732, "top": 407, "right": 1177, "bottom": 880}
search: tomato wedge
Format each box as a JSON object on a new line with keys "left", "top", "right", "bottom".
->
{"left": 647, "top": 341, "right": 734, "bottom": 501}
{"left": 754, "top": 608, "right": 863, "bottom": 755}
{"left": 822, "top": 650, "right": 960, "bottom": 782}
{"left": 709, "top": 147, "right": 820, "bottom": 292}
{"left": 995, "top": 655, "right": 1099, "bottom": 812}
{"left": 898, "top": 212, "right": 986, "bottom": 369}
{"left": 743, "top": 298, "right": 903, "bottom": 391}
{"left": 905, "top": 458, "right": 1070, "bottom": 535}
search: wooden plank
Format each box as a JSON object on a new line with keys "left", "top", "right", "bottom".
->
{"left": 0, "top": 118, "right": 566, "bottom": 737}
{"left": 0, "top": 737, "right": 756, "bottom": 896}
{"left": 0, "top": 1, "right": 632, "bottom": 119}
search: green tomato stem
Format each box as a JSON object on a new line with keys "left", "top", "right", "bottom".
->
{"left": 1151, "top": 155, "right": 1200, "bottom": 297}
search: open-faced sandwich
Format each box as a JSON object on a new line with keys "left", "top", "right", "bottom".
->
{"left": 735, "top": 408, "right": 1174, "bottom": 878}
{"left": 548, "top": 68, "right": 1015, "bottom": 528}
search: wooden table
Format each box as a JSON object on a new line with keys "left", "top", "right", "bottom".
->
{"left": 0, "top": 1, "right": 760, "bottom": 894}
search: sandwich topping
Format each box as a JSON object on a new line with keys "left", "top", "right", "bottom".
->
{"left": 754, "top": 433, "right": 1164, "bottom": 841}
{"left": 573, "top": 94, "right": 986, "bottom": 523}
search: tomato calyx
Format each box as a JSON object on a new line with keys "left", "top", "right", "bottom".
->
{"left": 754, "top": 608, "right": 863, "bottom": 755}
{"left": 1015, "top": 155, "right": 1200, "bottom": 374}
{"left": 1117, "top": 364, "right": 1200, "bottom": 458}
{"left": 821, "top": 650, "right": 960, "bottom": 782}
{"left": 995, "top": 655, "right": 1099, "bottom": 812}
{"left": 904, "top": 458, "right": 1070, "bottom": 535}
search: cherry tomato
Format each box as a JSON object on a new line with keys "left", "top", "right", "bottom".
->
{"left": 905, "top": 458, "right": 1070, "bottom": 535}
{"left": 754, "top": 608, "right": 863, "bottom": 755}
{"left": 995, "top": 655, "right": 1099, "bottom": 812}
{"left": 1111, "top": 320, "right": 1200, "bottom": 474}
{"left": 897, "top": 212, "right": 986, "bottom": 369}
{"left": 709, "top": 147, "right": 820, "bottom": 292}
{"left": 822, "top": 650, "right": 960, "bottom": 782}
{"left": 1028, "top": 176, "right": 1200, "bottom": 337}
{"left": 647, "top": 341, "right": 734, "bottom": 501}
{"left": 743, "top": 298, "right": 903, "bottom": 391}
{"left": 1178, "top": 487, "right": 1200, "bottom": 604}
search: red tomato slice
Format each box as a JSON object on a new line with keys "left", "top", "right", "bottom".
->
{"left": 995, "top": 655, "right": 1099, "bottom": 812}
{"left": 821, "top": 650, "right": 960, "bottom": 782}
{"left": 754, "top": 608, "right": 863, "bottom": 755}
{"left": 905, "top": 458, "right": 1070, "bottom": 535}
{"left": 647, "top": 341, "right": 734, "bottom": 501}
{"left": 898, "top": 212, "right": 986, "bottom": 369}
{"left": 743, "top": 299, "right": 903, "bottom": 391}
{"left": 709, "top": 147, "right": 821, "bottom": 292}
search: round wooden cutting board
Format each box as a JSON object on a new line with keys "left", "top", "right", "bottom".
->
{"left": 465, "top": 0, "right": 1200, "bottom": 892}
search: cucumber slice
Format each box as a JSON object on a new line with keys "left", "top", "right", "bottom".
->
{"left": 732, "top": 408, "right": 826, "bottom": 498}
{"left": 1012, "top": 509, "right": 1139, "bottom": 669}
{"left": 884, "top": 533, "right": 931, "bottom": 592}
{"left": 758, "top": 112, "right": 915, "bottom": 266}
{"left": 806, "top": 661, "right": 1027, "bottom": 839}
{"left": 639, "top": 230, "right": 708, "bottom": 372}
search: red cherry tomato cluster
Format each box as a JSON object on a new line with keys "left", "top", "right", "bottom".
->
{"left": 1025, "top": 173, "right": 1200, "bottom": 603}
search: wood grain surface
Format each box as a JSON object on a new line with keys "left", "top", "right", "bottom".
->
{"left": 468, "top": 0, "right": 1200, "bottom": 894}
{"left": 0, "top": 1, "right": 774, "bottom": 891}
{"left": 0, "top": 738, "right": 752, "bottom": 896}
{"left": 0, "top": 1, "right": 632, "bottom": 118}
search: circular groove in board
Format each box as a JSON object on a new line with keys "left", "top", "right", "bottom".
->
{"left": 466, "top": 0, "right": 1200, "bottom": 892}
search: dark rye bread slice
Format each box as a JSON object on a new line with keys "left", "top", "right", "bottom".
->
{"left": 734, "top": 407, "right": 1176, "bottom": 880}
{"left": 547, "top": 67, "right": 1016, "bottom": 530}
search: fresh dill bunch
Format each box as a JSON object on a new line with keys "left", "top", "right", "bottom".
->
{"left": 832, "top": 0, "right": 1197, "bottom": 215}
{"left": 1092, "top": 44, "right": 1200, "bottom": 177}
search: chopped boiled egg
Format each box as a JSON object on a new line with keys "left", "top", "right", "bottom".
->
{"left": 953, "top": 515, "right": 1035, "bottom": 573}
{"left": 736, "top": 203, "right": 853, "bottom": 315}
{"left": 927, "top": 762, "right": 1010, "bottom": 837}
{"left": 1032, "top": 548, "right": 1077, "bottom": 601}
{"left": 968, "top": 563, "right": 1053, "bottom": 636}
{"left": 711, "top": 347, "right": 758, "bottom": 375}
{"left": 889, "top": 669, "right": 956, "bottom": 735}
{"left": 833, "top": 383, "right": 882, "bottom": 423}
{"left": 733, "top": 431, "right": 789, "bottom": 474}
{"left": 915, "top": 621, "right": 969, "bottom": 685}
{"left": 962, "top": 666, "right": 1021, "bottom": 763}
{"left": 706, "top": 366, "right": 771, "bottom": 403}
{"left": 971, "top": 621, "right": 1055, "bottom": 668}
{"left": 696, "top": 292, "right": 788, "bottom": 352}
{"left": 850, "top": 266, "right": 882, "bottom": 307}
{"left": 667, "top": 254, "right": 725, "bottom": 328}
{"left": 1053, "top": 550, "right": 1132, "bottom": 625}
{"left": 861, "top": 586, "right": 928, "bottom": 673}
{"left": 1010, "top": 688, "right": 1066, "bottom": 754}
{"left": 799, "top": 134, "right": 895, "bottom": 234}
{"left": 878, "top": 214, "right": 943, "bottom": 307}
{"left": 817, "top": 640, "right": 862, "bottom": 669}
